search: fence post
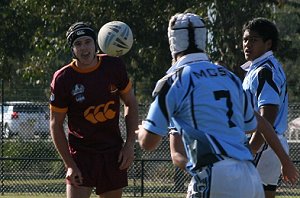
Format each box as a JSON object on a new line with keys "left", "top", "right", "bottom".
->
{"left": 141, "top": 160, "right": 144, "bottom": 197}
{"left": 1, "top": 79, "right": 4, "bottom": 195}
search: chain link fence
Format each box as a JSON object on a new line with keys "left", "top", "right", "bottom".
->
{"left": 0, "top": 102, "right": 299, "bottom": 197}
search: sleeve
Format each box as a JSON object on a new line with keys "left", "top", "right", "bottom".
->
{"left": 143, "top": 98, "right": 170, "bottom": 136}
{"left": 49, "top": 70, "right": 69, "bottom": 113}
{"left": 252, "top": 67, "right": 280, "bottom": 107}
{"left": 168, "top": 119, "right": 181, "bottom": 135}
{"left": 143, "top": 80, "right": 173, "bottom": 136}
{"left": 143, "top": 68, "right": 187, "bottom": 136}
{"left": 114, "top": 58, "right": 131, "bottom": 94}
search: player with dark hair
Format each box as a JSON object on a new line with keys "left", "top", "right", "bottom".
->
{"left": 241, "top": 17, "right": 296, "bottom": 198}
{"left": 49, "top": 21, "right": 138, "bottom": 198}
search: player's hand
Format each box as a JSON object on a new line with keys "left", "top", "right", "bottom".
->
{"left": 66, "top": 166, "right": 83, "bottom": 187}
{"left": 118, "top": 142, "right": 135, "bottom": 170}
{"left": 135, "top": 124, "right": 144, "bottom": 134}
{"left": 281, "top": 160, "right": 299, "bottom": 186}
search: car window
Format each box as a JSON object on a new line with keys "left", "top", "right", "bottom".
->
{"left": 12, "top": 105, "right": 45, "bottom": 113}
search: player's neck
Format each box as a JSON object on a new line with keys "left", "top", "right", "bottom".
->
{"left": 75, "top": 55, "right": 98, "bottom": 69}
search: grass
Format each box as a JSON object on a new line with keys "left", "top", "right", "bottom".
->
{"left": 0, "top": 177, "right": 298, "bottom": 198}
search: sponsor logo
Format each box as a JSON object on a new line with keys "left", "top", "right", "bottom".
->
{"left": 84, "top": 101, "right": 116, "bottom": 123}
{"left": 76, "top": 30, "right": 85, "bottom": 36}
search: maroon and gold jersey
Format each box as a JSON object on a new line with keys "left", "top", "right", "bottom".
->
{"left": 50, "top": 54, "right": 132, "bottom": 153}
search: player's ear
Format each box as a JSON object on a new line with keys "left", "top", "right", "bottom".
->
{"left": 71, "top": 48, "right": 76, "bottom": 58}
{"left": 265, "top": 39, "right": 272, "bottom": 51}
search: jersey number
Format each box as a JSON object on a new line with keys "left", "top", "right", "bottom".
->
{"left": 213, "top": 90, "right": 236, "bottom": 128}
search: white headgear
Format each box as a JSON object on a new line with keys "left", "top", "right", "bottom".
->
{"left": 168, "top": 13, "right": 207, "bottom": 59}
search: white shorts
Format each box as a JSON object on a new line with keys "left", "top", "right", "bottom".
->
{"left": 254, "top": 135, "right": 289, "bottom": 186}
{"left": 187, "top": 158, "right": 264, "bottom": 198}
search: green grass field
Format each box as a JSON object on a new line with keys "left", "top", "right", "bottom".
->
{"left": 0, "top": 178, "right": 298, "bottom": 198}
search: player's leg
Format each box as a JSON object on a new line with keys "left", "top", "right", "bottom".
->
{"left": 95, "top": 149, "right": 128, "bottom": 197}
{"left": 67, "top": 184, "right": 93, "bottom": 198}
{"left": 99, "top": 188, "right": 123, "bottom": 198}
{"left": 67, "top": 151, "right": 97, "bottom": 198}
{"left": 264, "top": 190, "right": 276, "bottom": 198}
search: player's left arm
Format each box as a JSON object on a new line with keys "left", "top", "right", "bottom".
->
{"left": 118, "top": 88, "right": 139, "bottom": 170}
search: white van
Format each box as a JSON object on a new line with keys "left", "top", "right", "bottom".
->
{"left": 287, "top": 117, "right": 300, "bottom": 143}
{"left": 1, "top": 101, "right": 49, "bottom": 139}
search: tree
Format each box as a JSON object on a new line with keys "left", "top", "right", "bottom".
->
{"left": 0, "top": 0, "right": 299, "bottom": 103}
{"left": 275, "top": 0, "right": 300, "bottom": 102}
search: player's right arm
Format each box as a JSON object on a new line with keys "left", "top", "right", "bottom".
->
{"left": 169, "top": 132, "right": 188, "bottom": 170}
{"left": 251, "top": 112, "right": 299, "bottom": 185}
{"left": 250, "top": 105, "right": 279, "bottom": 152}
{"left": 50, "top": 110, "right": 82, "bottom": 186}
{"left": 136, "top": 124, "right": 162, "bottom": 151}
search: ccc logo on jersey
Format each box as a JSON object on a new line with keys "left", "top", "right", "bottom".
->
{"left": 84, "top": 101, "right": 116, "bottom": 123}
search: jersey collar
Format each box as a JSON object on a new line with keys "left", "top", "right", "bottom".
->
{"left": 167, "top": 53, "right": 209, "bottom": 74}
{"left": 152, "top": 53, "right": 209, "bottom": 97}
{"left": 240, "top": 51, "right": 273, "bottom": 71}
{"left": 70, "top": 55, "right": 101, "bottom": 73}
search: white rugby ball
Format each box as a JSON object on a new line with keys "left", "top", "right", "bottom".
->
{"left": 98, "top": 21, "right": 133, "bottom": 57}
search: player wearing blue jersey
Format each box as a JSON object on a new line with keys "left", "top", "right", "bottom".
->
{"left": 136, "top": 12, "right": 265, "bottom": 198}
{"left": 241, "top": 17, "right": 296, "bottom": 198}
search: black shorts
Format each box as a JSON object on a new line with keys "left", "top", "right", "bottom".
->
{"left": 67, "top": 148, "right": 128, "bottom": 195}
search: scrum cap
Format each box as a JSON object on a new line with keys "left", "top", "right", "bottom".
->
{"left": 66, "top": 22, "right": 97, "bottom": 47}
{"left": 168, "top": 13, "right": 207, "bottom": 58}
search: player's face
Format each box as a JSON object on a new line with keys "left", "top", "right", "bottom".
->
{"left": 72, "top": 36, "right": 97, "bottom": 67}
{"left": 243, "top": 30, "right": 271, "bottom": 61}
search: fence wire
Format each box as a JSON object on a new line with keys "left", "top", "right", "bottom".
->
{"left": 0, "top": 103, "right": 299, "bottom": 197}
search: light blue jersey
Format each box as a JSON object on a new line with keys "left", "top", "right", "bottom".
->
{"left": 143, "top": 53, "right": 257, "bottom": 173}
{"left": 242, "top": 51, "right": 288, "bottom": 135}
